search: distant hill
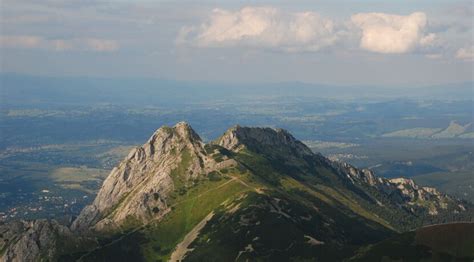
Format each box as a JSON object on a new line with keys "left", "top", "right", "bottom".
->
{"left": 383, "top": 121, "right": 474, "bottom": 139}
{"left": 1, "top": 73, "right": 472, "bottom": 108}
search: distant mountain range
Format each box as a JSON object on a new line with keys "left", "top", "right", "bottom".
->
{"left": 1, "top": 123, "right": 473, "bottom": 261}
{"left": 1, "top": 74, "right": 473, "bottom": 107}
{"left": 383, "top": 121, "right": 474, "bottom": 139}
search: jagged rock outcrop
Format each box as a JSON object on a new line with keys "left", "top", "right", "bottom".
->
{"left": 334, "top": 161, "right": 465, "bottom": 216}
{"left": 336, "top": 162, "right": 379, "bottom": 186}
{"left": 72, "top": 122, "right": 215, "bottom": 231}
{"left": 0, "top": 220, "right": 70, "bottom": 262}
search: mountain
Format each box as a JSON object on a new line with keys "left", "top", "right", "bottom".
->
{"left": 1, "top": 123, "right": 472, "bottom": 261}
{"left": 2, "top": 74, "right": 473, "bottom": 108}
{"left": 382, "top": 121, "right": 474, "bottom": 139}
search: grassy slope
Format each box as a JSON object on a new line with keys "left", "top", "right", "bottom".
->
{"left": 350, "top": 223, "right": 474, "bottom": 261}
{"left": 141, "top": 176, "right": 249, "bottom": 261}
{"left": 183, "top": 149, "right": 395, "bottom": 261}
{"left": 184, "top": 186, "right": 392, "bottom": 261}
{"left": 72, "top": 144, "right": 469, "bottom": 261}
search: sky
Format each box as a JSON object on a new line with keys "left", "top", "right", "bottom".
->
{"left": 1, "top": 0, "right": 473, "bottom": 86}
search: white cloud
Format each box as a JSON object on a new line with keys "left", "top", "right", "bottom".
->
{"left": 0, "top": 35, "right": 44, "bottom": 48}
{"left": 178, "top": 7, "right": 341, "bottom": 52}
{"left": 350, "top": 12, "right": 434, "bottom": 54}
{"left": 456, "top": 46, "right": 474, "bottom": 61}
{"left": 0, "top": 35, "right": 119, "bottom": 52}
{"left": 178, "top": 8, "right": 443, "bottom": 56}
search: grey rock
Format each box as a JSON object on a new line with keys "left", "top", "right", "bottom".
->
{"left": 0, "top": 220, "right": 70, "bottom": 262}
{"left": 217, "top": 125, "right": 313, "bottom": 157}
{"left": 333, "top": 161, "right": 462, "bottom": 215}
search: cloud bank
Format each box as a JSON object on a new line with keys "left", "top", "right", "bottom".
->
{"left": 351, "top": 12, "right": 435, "bottom": 54}
{"left": 0, "top": 35, "right": 119, "bottom": 52}
{"left": 179, "top": 7, "right": 449, "bottom": 56}
{"left": 178, "top": 7, "right": 341, "bottom": 52}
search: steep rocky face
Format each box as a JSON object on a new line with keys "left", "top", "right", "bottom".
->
{"left": 72, "top": 122, "right": 213, "bottom": 231}
{"left": 0, "top": 220, "right": 70, "bottom": 262}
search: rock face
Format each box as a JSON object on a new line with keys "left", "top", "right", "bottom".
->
{"left": 334, "top": 162, "right": 464, "bottom": 216}
{"left": 72, "top": 122, "right": 214, "bottom": 231}
{"left": 0, "top": 220, "right": 70, "bottom": 262}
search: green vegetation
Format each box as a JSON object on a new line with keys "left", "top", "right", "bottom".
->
{"left": 351, "top": 223, "right": 474, "bottom": 261}
{"left": 234, "top": 150, "right": 283, "bottom": 186}
{"left": 141, "top": 177, "right": 248, "bottom": 261}
{"left": 168, "top": 147, "right": 193, "bottom": 200}
{"left": 207, "top": 171, "right": 222, "bottom": 181}
{"left": 73, "top": 175, "right": 249, "bottom": 261}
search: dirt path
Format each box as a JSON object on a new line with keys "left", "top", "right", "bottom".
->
{"left": 169, "top": 211, "right": 215, "bottom": 262}
{"left": 229, "top": 175, "right": 265, "bottom": 194}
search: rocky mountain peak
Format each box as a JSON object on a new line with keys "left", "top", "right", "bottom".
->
{"left": 127, "top": 121, "right": 202, "bottom": 162}
{"left": 216, "top": 125, "right": 313, "bottom": 157}
{"left": 173, "top": 121, "right": 201, "bottom": 142}
{"left": 72, "top": 121, "right": 207, "bottom": 232}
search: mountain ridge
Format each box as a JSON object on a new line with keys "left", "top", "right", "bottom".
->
{"left": 1, "top": 122, "right": 472, "bottom": 261}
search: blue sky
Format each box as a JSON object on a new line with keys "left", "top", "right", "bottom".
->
{"left": 1, "top": 0, "right": 472, "bottom": 86}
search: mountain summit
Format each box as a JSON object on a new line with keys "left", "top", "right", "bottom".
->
{"left": 2, "top": 122, "right": 473, "bottom": 261}
{"left": 217, "top": 125, "right": 313, "bottom": 157}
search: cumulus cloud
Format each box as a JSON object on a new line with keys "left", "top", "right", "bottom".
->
{"left": 177, "top": 7, "right": 341, "bottom": 52}
{"left": 0, "top": 35, "right": 119, "bottom": 52}
{"left": 178, "top": 7, "right": 443, "bottom": 55}
{"left": 350, "top": 12, "right": 435, "bottom": 54}
{"left": 456, "top": 46, "right": 474, "bottom": 61}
